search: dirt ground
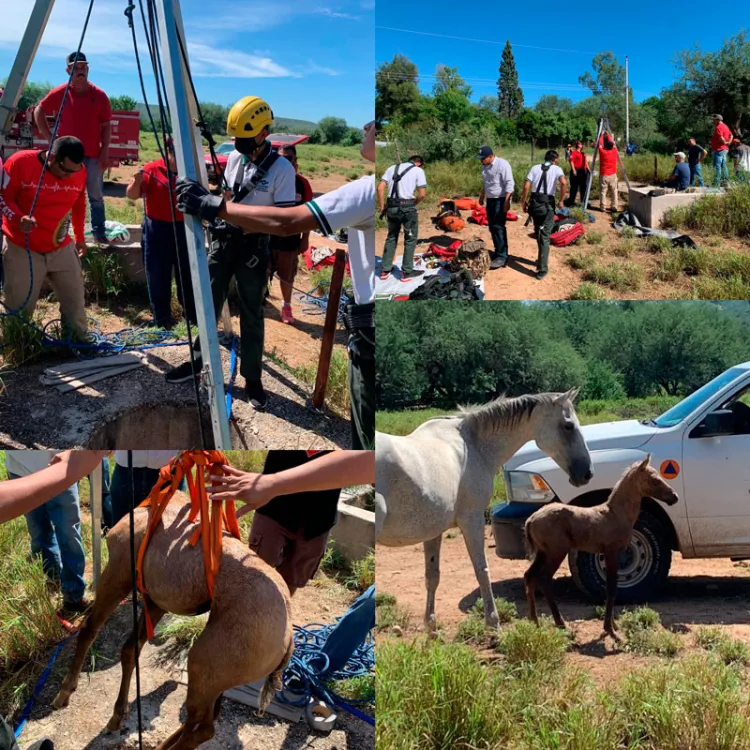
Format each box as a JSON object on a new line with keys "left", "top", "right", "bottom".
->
{"left": 376, "top": 527, "right": 750, "bottom": 686}
{"left": 374, "top": 193, "right": 750, "bottom": 301}
{"left": 17, "top": 572, "right": 372, "bottom": 750}
{"left": 0, "top": 165, "right": 353, "bottom": 450}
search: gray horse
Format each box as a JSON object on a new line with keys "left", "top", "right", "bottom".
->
{"left": 376, "top": 390, "right": 593, "bottom": 629}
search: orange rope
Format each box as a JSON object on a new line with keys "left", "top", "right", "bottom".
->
{"left": 134, "top": 450, "right": 242, "bottom": 638}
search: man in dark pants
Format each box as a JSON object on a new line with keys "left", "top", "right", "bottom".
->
{"left": 166, "top": 96, "right": 296, "bottom": 410}
{"left": 521, "top": 150, "right": 567, "bottom": 281}
{"left": 377, "top": 155, "right": 426, "bottom": 281}
{"left": 249, "top": 450, "right": 341, "bottom": 595}
{"left": 567, "top": 140, "right": 589, "bottom": 206}
{"left": 477, "top": 145, "right": 514, "bottom": 270}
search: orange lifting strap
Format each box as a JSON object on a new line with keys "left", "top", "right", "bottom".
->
{"left": 135, "top": 450, "right": 242, "bottom": 639}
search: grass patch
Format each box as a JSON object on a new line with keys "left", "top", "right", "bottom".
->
{"left": 664, "top": 183, "right": 750, "bottom": 238}
{"left": 320, "top": 543, "right": 373, "bottom": 593}
{"left": 82, "top": 246, "right": 130, "bottom": 302}
{"left": 565, "top": 249, "right": 598, "bottom": 271}
{"left": 568, "top": 206, "right": 592, "bottom": 225}
{"left": 376, "top": 592, "right": 411, "bottom": 634}
{"left": 569, "top": 282, "right": 607, "bottom": 300}
{"left": 583, "top": 230, "right": 604, "bottom": 245}
{"left": 329, "top": 674, "right": 375, "bottom": 703}
{"left": 0, "top": 314, "right": 45, "bottom": 368}
{"left": 692, "top": 274, "right": 750, "bottom": 300}
{"left": 104, "top": 198, "right": 143, "bottom": 225}
{"left": 496, "top": 618, "right": 571, "bottom": 674}
{"left": 611, "top": 237, "right": 636, "bottom": 258}
{"left": 291, "top": 349, "right": 350, "bottom": 417}
{"left": 455, "top": 598, "right": 517, "bottom": 646}
{"left": 695, "top": 626, "right": 750, "bottom": 666}
{"left": 645, "top": 235, "right": 674, "bottom": 254}
{"left": 154, "top": 614, "right": 208, "bottom": 668}
{"left": 618, "top": 607, "right": 682, "bottom": 657}
{"left": 582, "top": 260, "right": 643, "bottom": 291}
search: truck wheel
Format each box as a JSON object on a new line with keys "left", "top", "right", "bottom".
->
{"left": 569, "top": 511, "right": 672, "bottom": 603}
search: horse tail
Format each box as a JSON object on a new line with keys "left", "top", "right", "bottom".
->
{"left": 258, "top": 638, "right": 295, "bottom": 713}
{"left": 524, "top": 518, "right": 536, "bottom": 557}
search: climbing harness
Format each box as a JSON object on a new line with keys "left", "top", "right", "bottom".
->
{"left": 135, "top": 450, "right": 241, "bottom": 640}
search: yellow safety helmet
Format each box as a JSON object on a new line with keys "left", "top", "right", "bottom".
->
{"left": 226, "top": 96, "right": 273, "bottom": 138}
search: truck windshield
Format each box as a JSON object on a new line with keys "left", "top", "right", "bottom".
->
{"left": 653, "top": 367, "right": 747, "bottom": 427}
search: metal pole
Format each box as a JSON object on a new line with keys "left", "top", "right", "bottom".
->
{"left": 89, "top": 462, "right": 103, "bottom": 589}
{"left": 312, "top": 249, "right": 346, "bottom": 409}
{"left": 154, "top": 0, "right": 231, "bottom": 448}
{"left": 0, "top": 0, "right": 56, "bottom": 143}
{"left": 583, "top": 118, "right": 605, "bottom": 211}
{"left": 625, "top": 56, "right": 630, "bottom": 151}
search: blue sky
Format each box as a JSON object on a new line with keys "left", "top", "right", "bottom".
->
{"left": 1, "top": 0, "right": 374, "bottom": 127}
{"left": 377, "top": 2, "right": 747, "bottom": 106}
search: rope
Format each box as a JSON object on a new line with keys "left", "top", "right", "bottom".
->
{"left": 225, "top": 334, "right": 237, "bottom": 419}
{"left": 279, "top": 621, "right": 375, "bottom": 725}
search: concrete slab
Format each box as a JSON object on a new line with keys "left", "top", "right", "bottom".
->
{"left": 330, "top": 502, "right": 374, "bottom": 562}
{"left": 628, "top": 185, "right": 724, "bottom": 228}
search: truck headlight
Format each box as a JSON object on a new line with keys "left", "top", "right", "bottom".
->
{"left": 506, "top": 472, "right": 555, "bottom": 503}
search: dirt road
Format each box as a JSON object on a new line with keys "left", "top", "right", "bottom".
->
{"left": 377, "top": 528, "right": 750, "bottom": 684}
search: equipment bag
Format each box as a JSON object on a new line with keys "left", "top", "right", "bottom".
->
{"left": 453, "top": 197, "right": 480, "bottom": 211}
{"left": 528, "top": 163, "right": 555, "bottom": 220}
{"left": 450, "top": 238, "right": 490, "bottom": 280}
{"left": 408, "top": 269, "right": 481, "bottom": 301}
{"left": 433, "top": 200, "right": 465, "bottom": 232}
{"left": 550, "top": 221, "right": 585, "bottom": 247}
{"left": 470, "top": 207, "right": 488, "bottom": 225}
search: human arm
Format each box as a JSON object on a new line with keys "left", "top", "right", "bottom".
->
{"left": 72, "top": 177, "right": 87, "bottom": 254}
{"left": 504, "top": 163, "right": 515, "bottom": 209}
{"left": 205, "top": 450, "right": 375, "bottom": 515}
{"left": 415, "top": 186, "right": 426, "bottom": 205}
{"left": 0, "top": 450, "right": 111, "bottom": 524}
{"left": 98, "top": 122, "right": 111, "bottom": 172}
{"left": 478, "top": 186, "right": 485, "bottom": 206}
{"left": 557, "top": 175, "right": 567, "bottom": 209}
{"left": 521, "top": 179, "right": 532, "bottom": 213}
{"left": 126, "top": 171, "right": 145, "bottom": 201}
{"left": 0, "top": 158, "right": 35, "bottom": 232}
{"left": 34, "top": 104, "right": 53, "bottom": 142}
{"left": 699, "top": 148, "right": 707, "bottom": 163}
{"left": 377, "top": 179, "right": 387, "bottom": 213}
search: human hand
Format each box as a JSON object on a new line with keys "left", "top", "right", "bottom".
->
{"left": 19, "top": 216, "right": 37, "bottom": 233}
{"left": 523, "top": 202, "right": 529, "bottom": 213}
{"left": 478, "top": 196, "right": 485, "bottom": 207}
{"left": 98, "top": 152, "right": 109, "bottom": 172}
{"left": 75, "top": 241, "right": 87, "bottom": 258}
{"left": 49, "top": 450, "right": 112, "bottom": 475}
{"left": 176, "top": 177, "right": 225, "bottom": 222}
{"left": 206, "top": 465, "right": 274, "bottom": 517}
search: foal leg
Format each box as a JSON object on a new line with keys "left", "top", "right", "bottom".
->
{"left": 457, "top": 516, "right": 499, "bottom": 628}
{"left": 602, "top": 548, "right": 621, "bottom": 641}
{"left": 540, "top": 552, "right": 568, "bottom": 631}
{"left": 53, "top": 563, "right": 132, "bottom": 709}
{"left": 107, "top": 597, "right": 166, "bottom": 732}
{"left": 423, "top": 535, "right": 443, "bottom": 635}
{"left": 523, "top": 551, "right": 546, "bottom": 625}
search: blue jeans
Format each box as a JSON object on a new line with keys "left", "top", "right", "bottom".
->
{"left": 83, "top": 156, "right": 106, "bottom": 238}
{"left": 142, "top": 217, "right": 196, "bottom": 328}
{"left": 102, "top": 457, "right": 113, "bottom": 530}
{"left": 110, "top": 465, "right": 186, "bottom": 529}
{"left": 10, "top": 472, "right": 86, "bottom": 601}
{"left": 712, "top": 150, "right": 729, "bottom": 186}
{"left": 689, "top": 163, "right": 704, "bottom": 187}
{"left": 485, "top": 196, "right": 508, "bottom": 261}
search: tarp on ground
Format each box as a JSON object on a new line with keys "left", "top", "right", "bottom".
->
{"left": 374, "top": 256, "right": 485, "bottom": 300}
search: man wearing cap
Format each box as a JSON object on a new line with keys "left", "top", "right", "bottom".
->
{"left": 377, "top": 155, "right": 426, "bottom": 281}
{"left": 730, "top": 137, "right": 750, "bottom": 183}
{"left": 663, "top": 153, "right": 691, "bottom": 191}
{"left": 710, "top": 114, "right": 732, "bottom": 187}
{"left": 477, "top": 145, "right": 514, "bottom": 270}
{"left": 597, "top": 133, "right": 620, "bottom": 212}
{"left": 686, "top": 137, "right": 707, "bottom": 187}
{"left": 35, "top": 53, "right": 112, "bottom": 245}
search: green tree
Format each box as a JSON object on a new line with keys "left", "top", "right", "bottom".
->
{"left": 375, "top": 55, "right": 421, "bottom": 125}
{"left": 313, "top": 116, "right": 349, "bottom": 145}
{"left": 432, "top": 66, "right": 472, "bottom": 98}
{"left": 497, "top": 41, "right": 524, "bottom": 119}
{"left": 342, "top": 126, "right": 363, "bottom": 146}
{"left": 110, "top": 95, "right": 138, "bottom": 111}
{"left": 0, "top": 80, "right": 52, "bottom": 110}
{"left": 534, "top": 95, "right": 574, "bottom": 114}
{"left": 433, "top": 89, "right": 473, "bottom": 129}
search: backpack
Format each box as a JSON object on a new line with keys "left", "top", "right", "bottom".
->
{"left": 433, "top": 200, "right": 465, "bottom": 232}
{"left": 470, "top": 207, "right": 488, "bottom": 225}
{"left": 408, "top": 269, "right": 481, "bottom": 301}
{"left": 528, "top": 163, "right": 555, "bottom": 220}
{"left": 450, "top": 238, "right": 490, "bottom": 280}
{"left": 550, "top": 221, "right": 585, "bottom": 247}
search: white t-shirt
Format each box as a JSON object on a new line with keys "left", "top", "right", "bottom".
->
{"left": 114, "top": 451, "right": 178, "bottom": 470}
{"left": 5, "top": 450, "right": 60, "bottom": 476}
{"left": 306, "top": 175, "right": 375, "bottom": 305}
{"left": 380, "top": 162, "right": 427, "bottom": 200}
{"left": 481, "top": 157, "right": 515, "bottom": 198}
{"left": 223, "top": 149, "right": 296, "bottom": 208}
{"left": 525, "top": 163, "right": 565, "bottom": 196}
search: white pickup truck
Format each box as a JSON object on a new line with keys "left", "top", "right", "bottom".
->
{"left": 492, "top": 362, "right": 750, "bottom": 602}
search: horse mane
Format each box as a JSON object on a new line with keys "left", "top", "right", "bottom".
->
{"left": 458, "top": 393, "right": 557, "bottom": 435}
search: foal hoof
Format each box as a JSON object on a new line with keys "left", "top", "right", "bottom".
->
{"left": 52, "top": 692, "right": 69, "bottom": 710}
{"left": 106, "top": 715, "right": 122, "bottom": 733}
{"left": 604, "top": 629, "right": 621, "bottom": 643}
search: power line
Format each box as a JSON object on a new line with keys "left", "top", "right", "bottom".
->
{"left": 376, "top": 25, "right": 606, "bottom": 55}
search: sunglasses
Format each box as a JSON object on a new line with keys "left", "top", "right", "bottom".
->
{"left": 55, "top": 160, "right": 83, "bottom": 175}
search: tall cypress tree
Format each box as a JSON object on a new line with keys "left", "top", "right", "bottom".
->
{"left": 497, "top": 41, "right": 524, "bottom": 119}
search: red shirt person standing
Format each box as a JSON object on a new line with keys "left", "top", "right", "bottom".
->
{"left": 125, "top": 139, "right": 195, "bottom": 329}
{"left": 710, "top": 114, "right": 733, "bottom": 187}
{"left": 35, "top": 52, "right": 112, "bottom": 244}
{"left": 597, "top": 134, "right": 620, "bottom": 213}
{"left": 0, "top": 136, "right": 89, "bottom": 337}
{"left": 567, "top": 140, "right": 590, "bottom": 206}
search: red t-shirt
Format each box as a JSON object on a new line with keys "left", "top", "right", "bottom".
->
{"left": 0, "top": 150, "right": 87, "bottom": 253}
{"left": 141, "top": 159, "right": 183, "bottom": 223}
{"left": 598, "top": 138, "right": 619, "bottom": 176}
{"left": 711, "top": 122, "right": 732, "bottom": 152}
{"left": 39, "top": 83, "right": 112, "bottom": 159}
{"left": 570, "top": 150, "right": 587, "bottom": 170}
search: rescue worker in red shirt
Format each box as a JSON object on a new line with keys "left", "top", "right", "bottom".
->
{"left": 597, "top": 133, "right": 620, "bottom": 213}
{"left": 125, "top": 138, "right": 195, "bottom": 329}
{"left": 34, "top": 52, "right": 112, "bottom": 245}
{"left": 267, "top": 144, "right": 313, "bottom": 325}
{"left": 710, "top": 114, "right": 733, "bottom": 187}
{"left": 567, "top": 140, "right": 590, "bottom": 206}
{"left": 0, "top": 136, "right": 88, "bottom": 338}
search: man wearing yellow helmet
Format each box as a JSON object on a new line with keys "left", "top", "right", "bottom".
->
{"left": 176, "top": 122, "right": 376, "bottom": 449}
{"left": 166, "top": 96, "right": 296, "bottom": 411}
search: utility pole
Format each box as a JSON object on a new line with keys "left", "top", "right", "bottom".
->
{"left": 155, "top": 0, "right": 232, "bottom": 448}
{"left": 625, "top": 56, "right": 629, "bottom": 149}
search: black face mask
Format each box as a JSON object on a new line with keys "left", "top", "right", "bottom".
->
{"left": 235, "top": 137, "right": 264, "bottom": 156}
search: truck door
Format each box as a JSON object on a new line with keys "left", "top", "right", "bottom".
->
{"left": 682, "top": 384, "right": 750, "bottom": 556}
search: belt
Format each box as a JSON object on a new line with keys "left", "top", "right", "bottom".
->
{"left": 387, "top": 199, "right": 416, "bottom": 207}
{"left": 343, "top": 302, "right": 374, "bottom": 330}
